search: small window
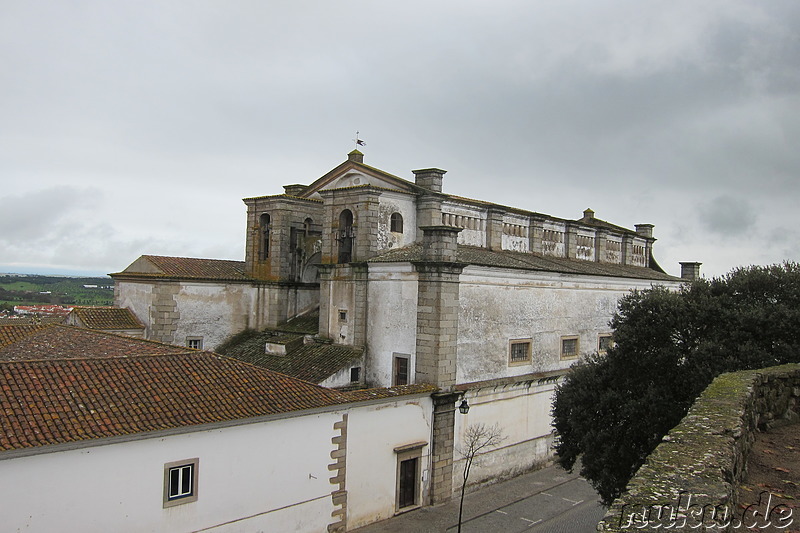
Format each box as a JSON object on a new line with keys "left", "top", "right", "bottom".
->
{"left": 561, "top": 336, "right": 579, "bottom": 359}
{"left": 393, "top": 355, "right": 409, "bottom": 386}
{"left": 187, "top": 337, "right": 203, "bottom": 350}
{"left": 508, "top": 339, "right": 532, "bottom": 365}
{"left": 390, "top": 212, "right": 403, "bottom": 233}
{"left": 350, "top": 366, "right": 361, "bottom": 383}
{"left": 598, "top": 334, "right": 613, "bottom": 354}
{"left": 259, "top": 213, "right": 271, "bottom": 260}
{"left": 338, "top": 310, "right": 348, "bottom": 322}
{"left": 163, "top": 458, "right": 198, "bottom": 508}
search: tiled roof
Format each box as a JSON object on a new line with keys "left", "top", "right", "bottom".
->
{"left": 342, "top": 384, "right": 438, "bottom": 401}
{"left": 0, "top": 325, "right": 47, "bottom": 348}
{"left": 0, "top": 352, "right": 346, "bottom": 451}
{"left": 0, "top": 325, "right": 187, "bottom": 361}
{"left": 0, "top": 316, "right": 65, "bottom": 326}
{"left": 276, "top": 312, "right": 320, "bottom": 335}
{"left": 219, "top": 330, "right": 363, "bottom": 384}
{"left": 369, "top": 244, "right": 681, "bottom": 282}
{"left": 70, "top": 307, "right": 144, "bottom": 331}
{"left": 111, "top": 255, "right": 251, "bottom": 281}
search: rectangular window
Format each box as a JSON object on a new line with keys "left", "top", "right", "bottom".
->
{"left": 393, "top": 355, "right": 409, "bottom": 386}
{"left": 508, "top": 339, "right": 532, "bottom": 366}
{"left": 561, "top": 336, "right": 579, "bottom": 359}
{"left": 163, "top": 458, "right": 198, "bottom": 508}
{"left": 598, "top": 334, "right": 613, "bottom": 354}
{"left": 350, "top": 366, "right": 361, "bottom": 383}
{"left": 338, "top": 310, "right": 348, "bottom": 322}
{"left": 186, "top": 337, "right": 203, "bottom": 350}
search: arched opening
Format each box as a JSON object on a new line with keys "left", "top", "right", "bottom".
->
{"left": 337, "top": 209, "right": 354, "bottom": 263}
{"left": 390, "top": 212, "right": 403, "bottom": 233}
{"left": 259, "top": 213, "right": 271, "bottom": 260}
{"left": 304, "top": 217, "right": 313, "bottom": 236}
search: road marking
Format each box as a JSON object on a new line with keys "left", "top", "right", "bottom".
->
{"left": 563, "top": 497, "right": 584, "bottom": 505}
{"left": 540, "top": 492, "right": 553, "bottom": 497}
{"left": 495, "top": 510, "right": 508, "bottom": 515}
{"left": 521, "top": 518, "right": 542, "bottom": 525}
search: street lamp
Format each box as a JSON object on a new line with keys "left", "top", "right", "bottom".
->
{"left": 458, "top": 398, "right": 470, "bottom": 414}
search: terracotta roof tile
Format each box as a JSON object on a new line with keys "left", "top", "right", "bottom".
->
{"left": 219, "top": 330, "right": 363, "bottom": 384}
{"left": 0, "top": 353, "right": 346, "bottom": 451}
{"left": 111, "top": 255, "right": 250, "bottom": 281}
{"left": 70, "top": 307, "right": 144, "bottom": 330}
{"left": 0, "top": 325, "right": 48, "bottom": 348}
{"left": 370, "top": 244, "right": 681, "bottom": 282}
{"left": 0, "top": 325, "right": 186, "bottom": 361}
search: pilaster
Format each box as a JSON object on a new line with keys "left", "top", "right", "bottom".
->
{"left": 430, "top": 392, "right": 459, "bottom": 504}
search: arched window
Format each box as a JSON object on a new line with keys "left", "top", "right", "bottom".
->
{"left": 259, "top": 213, "right": 271, "bottom": 260}
{"left": 304, "top": 217, "right": 313, "bottom": 236}
{"left": 390, "top": 212, "right": 403, "bottom": 233}
{"left": 337, "top": 209, "right": 354, "bottom": 263}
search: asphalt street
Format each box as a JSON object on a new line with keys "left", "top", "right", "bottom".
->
{"left": 352, "top": 463, "right": 605, "bottom": 533}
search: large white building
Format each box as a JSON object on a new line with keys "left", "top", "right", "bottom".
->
{"left": 110, "top": 151, "right": 691, "bottom": 512}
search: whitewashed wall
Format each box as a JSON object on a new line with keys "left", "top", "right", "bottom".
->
{"left": 453, "top": 381, "right": 557, "bottom": 491}
{"left": 0, "top": 413, "right": 341, "bottom": 533}
{"left": 377, "top": 193, "right": 416, "bottom": 252}
{"left": 456, "top": 266, "right": 683, "bottom": 384}
{"left": 365, "top": 265, "right": 419, "bottom": 387}
{"left": 346, "top": 396, "right": 434, "bottom": 529}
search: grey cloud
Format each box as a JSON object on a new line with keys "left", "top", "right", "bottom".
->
{"left": 698, "top": 195, "right": 757, "bottom": 237}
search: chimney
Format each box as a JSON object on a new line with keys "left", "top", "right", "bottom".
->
{"left": 420, "top": 226, "right": 461, "bottom": 263}
{"left": 680, "top": 262, "right": 702, "bottom": 281}
{"left": 347, "top": 149, "right": 364, "bottom": 164}
{"left": 583, "top": 208, "right": 595, "bottom": 220}
{"left": 635, "top": 224, "right": 654, "bottom": 239}
{"left": 413, "top": 168, "right": 447, "bottom": 193}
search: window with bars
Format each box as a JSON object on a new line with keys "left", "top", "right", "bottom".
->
{"left": 561, "top": 336, "right": 579, "bottom": 359}
{"left": 508, "top": 339, "right": 532, "bottom": 365}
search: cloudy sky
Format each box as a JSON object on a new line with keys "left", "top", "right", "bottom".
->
{"left": 1, "top": 1, "right": 798, "bottom": 278}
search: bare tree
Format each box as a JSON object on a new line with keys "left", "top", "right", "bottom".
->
{"left": 456, "top": 423, "right": 505, "bottom": 533}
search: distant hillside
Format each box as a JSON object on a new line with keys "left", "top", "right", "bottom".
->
{"left": 0, "top": 275, "right": 114, "bottom": 311}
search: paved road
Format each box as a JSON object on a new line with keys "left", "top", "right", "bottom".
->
{"left": 352, "top": 463, "right": 605, "bottom": 533}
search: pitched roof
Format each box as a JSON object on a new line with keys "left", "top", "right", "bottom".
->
{"left": 0, "top": 352, "right": 345, "bottom": 451}
{"left": 69, "top": 306, "right": 144, "bottom": 331}
{"left": 370, "top": 244, "right": 681, "bottom": 282}
{"left": 0, "top": 325, "right": 186, "bottom": 361}
{"left": 218, "top": 330, "right": 363, "bottom": 384}
{"left": 110, "top": 255, "right": 251, "bottom": 282}
{"left": 0, "top": 324, "right": 47, "bottom": 348}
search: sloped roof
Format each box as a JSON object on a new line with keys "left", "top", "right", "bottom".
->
{"left": 0, "top": 352, "right": 345, "bottom": 451}
{"left": 110, "top": 255, "right": 251, "bottom": 282}
{"left": 70, "top": 306, "right": 144, "bottom": 330}
{"left": 0, "top": 324, "right": 47, "bottom": 348}
{"left": 219, "top": 330, "right": 363, "bottom": 384}
{"left": 370, "top": 244, "right": 681, "bottom": 282}
{"left": 0, "top": 325, "right": 186, "bottom": 361}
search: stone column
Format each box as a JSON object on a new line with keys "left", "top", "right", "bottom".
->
{"left": 486, "top": 209, "right": 505, "bottom": 251}
{"left": 430, "top": 391, "right": 459, "bottom": 504}
{"left": 565, "top": 223, "right": 578, "bottom": 259}
{"left": 413, "top": 226, "right": 464, "bottom": 391}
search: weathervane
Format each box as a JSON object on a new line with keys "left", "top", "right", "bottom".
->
{"left": 353, "top": 131, "right": 366, "bottom": 149}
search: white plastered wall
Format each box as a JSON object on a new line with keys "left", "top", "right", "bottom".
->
{"left": 0, "top": 413, "right": 342, "bottom": 533}
{"left": 364, "top": 264, "right": 418, "bottom": 387}
{"left": 346, "top": 396, "right": 434, "bottom": 530}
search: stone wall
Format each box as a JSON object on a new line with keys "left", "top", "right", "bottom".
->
{"left": 598, "top": 364, "right": 800, "bottom": 532}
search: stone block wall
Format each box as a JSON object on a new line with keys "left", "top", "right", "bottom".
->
{"left": 598, "top": 364, "right": 800, "bottom": 532}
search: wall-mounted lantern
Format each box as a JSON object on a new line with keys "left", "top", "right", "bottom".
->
{"left": 458, "top": 398, "right": 470, "bottom": 414}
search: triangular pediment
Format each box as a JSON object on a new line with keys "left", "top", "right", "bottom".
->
{"left": 301, "top": 158, "right": 421, "bottom": 200}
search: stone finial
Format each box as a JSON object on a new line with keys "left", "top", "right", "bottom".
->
{"left": 283, "top": 184, "right": 306, "bottom": 196}
{"left": 412, "top": 168, "right": 447, "bottom": 193}
{"left": 635, "top": 224, "right": 654, "bottom": 238}
{"left": 680, "top": 262, "right": 702, "bottom": 281}
{"left": 583, "top": 208, "right": 595, "bottom": 220}
{"left": 348, "top": 149, "right": 364, "bottom": 163}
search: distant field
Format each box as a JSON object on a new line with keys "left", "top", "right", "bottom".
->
{"left": 0, "top": 275, "right": 114, "bottom": 310}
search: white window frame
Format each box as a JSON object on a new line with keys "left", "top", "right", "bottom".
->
{"left": 163, "top": 458, "right": 199, "bottom": 508}
{"left": 186, "top": 337, "right": 203, "bottom": 350}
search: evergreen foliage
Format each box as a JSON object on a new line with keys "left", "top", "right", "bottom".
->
{"left": 552, "top": 262, "right": 800, "bottom": 505}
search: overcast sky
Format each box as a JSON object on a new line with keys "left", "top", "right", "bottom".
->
{"left": 1, "top": 1, "right": 798, "bottom": 279}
